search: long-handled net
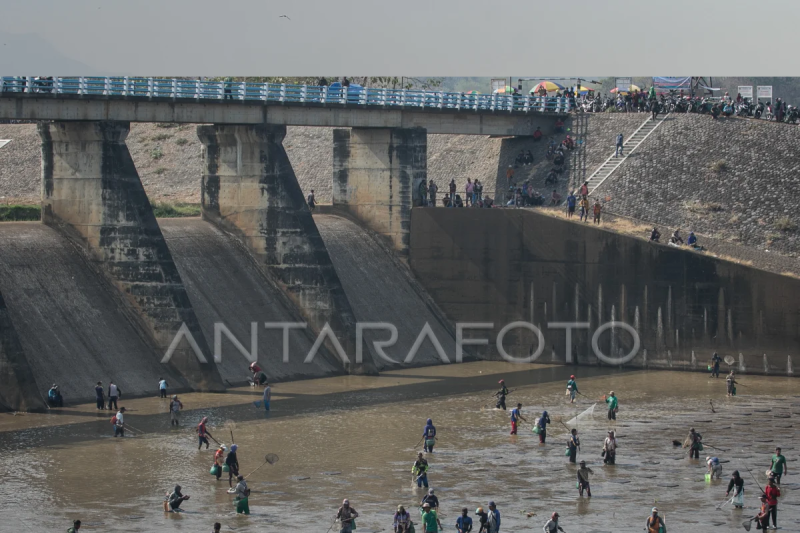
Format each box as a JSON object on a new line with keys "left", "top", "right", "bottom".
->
{"left": 243, "top": 453, "right": 279, "bottom": 479}
{"left": 566, "top": 403, "right": 596, "bottom": 426}
{"left": 225, "top": 420, "right": 236, "bottom": 444}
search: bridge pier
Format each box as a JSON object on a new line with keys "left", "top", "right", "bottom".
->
{"left": 332, "top": 127, "right": 426, "bottom": 254}
{"left": 39, "top": 121, "right": 224, "bottom": 392}
{"left": 197, "top": 124, "right": 371, "bottom": 373}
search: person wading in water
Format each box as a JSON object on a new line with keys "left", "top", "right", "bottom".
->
{"left": 726, "top": 370, "right": 738, "bottom": 397}
{"left": 197, "top": 417, "right": 214, "bottom": 450}
{"left": 536, "top": 410, "right": 551, "bottom": 444}
{"left": 423, "top": 419, "right": 437, "bottom": 452}
{"left": 495, "top": 380, "right": 510, "bottom": 410}
{"left": 577, "top": 460, "right": 593, "bottom": 497}
{"left": 726, "top": 470, "right": 744, "bottom": 509}
{"left": 684, "top": 428, "right": 703, "bottom": 459}
{"left": 566, "top": 375, "right": 578, "bottom": 403}
{"left": 412, "top": 452, "right": 430, "bottom": 488}
{"left": 567, "top": 429, "right": 580, "bottom": 464}
{"left": 645, "top": 507, "right": 666, "bottom": 533}
{"left": 605, "top": 391, "right": 618, "bottom": 420}
{"left": 226, "top": 444, "right": 240, "bottom": 488}
{"left": 602, "top": 430, "right": 617, "bottom": 465}
{"left": 510, "top": 403, "right": 526, "bottom": 435}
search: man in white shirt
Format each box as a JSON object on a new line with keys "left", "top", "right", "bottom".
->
{"left": 108, "top": 381, "right": 120, "bottom": 410}
{"left": 114, "top": 407, "right": 126, "bottom": 437}
{"left": 159, "top": 378, "right": 168, "bottom": 398}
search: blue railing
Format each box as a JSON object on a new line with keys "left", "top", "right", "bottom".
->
{"left": 0, "top": 76, "right": 572, "bottom": 114}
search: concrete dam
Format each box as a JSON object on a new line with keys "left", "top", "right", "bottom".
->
{"left": 1, "top": 109, "right": 800, "bottom": 411}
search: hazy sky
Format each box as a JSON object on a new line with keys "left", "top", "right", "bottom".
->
{"left": 2, "top": 0, "right": 799, "bottom": 75}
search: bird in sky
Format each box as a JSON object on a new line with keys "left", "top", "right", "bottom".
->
{"left": 279, "top": 15, "right": 290, "bottom": 20}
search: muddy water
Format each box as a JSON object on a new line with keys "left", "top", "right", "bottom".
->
{"left": 1, "top": 363, "right": 798, "bottom": 533}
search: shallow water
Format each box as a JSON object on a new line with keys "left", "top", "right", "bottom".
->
{"left": 1, "top": 362, "right": 798, "bottom": 533}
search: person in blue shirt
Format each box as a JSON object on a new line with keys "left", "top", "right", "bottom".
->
{"left": 566, "top": 193, "right": 577, "bottom": 219}
{"left": 537, "top": 410, "right": 551, "bottom": 444}
{"left": 567, "top": 429, "right": 580, "bottom": 464}
{"left": 510, "top": 403, "right": 527, "bottom": 435}
{"left": 423, "top": 419, "right": 437, "bottom": 452}
{"left": 710, "top": 352, "right": 722, "bottom": 378}
{"left": 456, "top": 507, "right": 473, "bottom": 533}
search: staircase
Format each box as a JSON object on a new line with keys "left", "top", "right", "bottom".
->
{"left": 585, "top": 114, "right": 669, "bottom": 194}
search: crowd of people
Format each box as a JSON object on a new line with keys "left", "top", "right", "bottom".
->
{"left": 52, "top": 359, "right": 789, "bottom": 533}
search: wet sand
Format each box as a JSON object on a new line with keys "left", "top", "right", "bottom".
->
{"left": 1, "top": 362, "right": 797, "bottom": 533}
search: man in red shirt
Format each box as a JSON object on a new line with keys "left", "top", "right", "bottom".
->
{"left": 765, "top": 476, "right": 781, "bottom": 529}
{"left": 533, "top": 127, "right": 543, "bottom": 141}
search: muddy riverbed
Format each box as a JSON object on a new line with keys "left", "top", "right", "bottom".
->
{"left": 0, "top": 362, "right": 797, "bottom": 533}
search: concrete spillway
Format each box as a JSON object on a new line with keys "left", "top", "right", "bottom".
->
{"left": 314, "top": 214, "right": 459, "bottom": 369}
{"left": 0, "top": 223, "right": 189, "bottom": 404}
{"left": 158, "top": 218, "right": 344, "bottom": 384}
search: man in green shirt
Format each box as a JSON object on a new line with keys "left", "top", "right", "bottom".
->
{"left": 605, "top": 391, "right": 618, "bottom": 420}
{"left": 421, "top": 502, "right": 442, "bottom": 532}
{"left": 771, "top": 447, "right": 788, "bottom": 484}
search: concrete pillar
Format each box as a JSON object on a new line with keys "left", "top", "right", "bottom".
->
{"left": 198, "top": 124, "right": 373, "bottom": 374}
{"left": 39, "top": 121, "right": 224, "bottom": 392}
{"left": 332, "top": 127, "right": 426, "bottom": 254}
{"left": 0, "top": 290, "right": 43, "bottom": 412}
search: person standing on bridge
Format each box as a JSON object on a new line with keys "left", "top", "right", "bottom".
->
{"left": 224, "top": 76, "right": 233, "bottom": 100}
{"left": 419, "top": 180, "right": 429, "bottom": 207}
{"left": 466, "top": 178, "right": 474, "bottom": 206}
{"left": 615, "top": 133, "right": 624, "bottom": 157}
{"left": 428, "top": 181, "right": 438, "bottom": 207}
{"left": 449, "top": 179, "right": 457, "bottom": 207}
{"left": 506, "top": 166, "right": 515, "bottom": 191}
{"left": 307, "top": 189, "right": 316, "bottom": 211}
{"left": 593, "top": 200, "right": 602, "bottom": 225}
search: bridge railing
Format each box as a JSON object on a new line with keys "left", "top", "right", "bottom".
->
{"left": 0, "top": 76, "right": 574, "bottom": 114}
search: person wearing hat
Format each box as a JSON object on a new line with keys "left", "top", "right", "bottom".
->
{"left": 770, "top": 446, "right": 788, "bottom": 484}
{"left": 420, "top": 502, "right": 441, "bottom": 533}
{"left": 577, "top": 461, "right": 593, "bottom": 497}
{"left": 726, "top": 370, "right": 737, "bottom": 397}
{"left": 47, "top": 384, "right": 63, "bottom": 408}
{"left": 645, "top": 507, "right": 666, "bottom": 533}
{"left": 166, "top": 484, "right": 190, "bottom": 512}
{"left": 474, "top": 507, "right": 489, "bottom": 533}
{"left": 605, "top": 391, "right": 618, "bottom": 420}
{"left": 113, "top": 407, "right": 126, "bottom": 437}
{"left": 456, "top": 507, "right": 473, "bottom": 533}
{"left": 213, "top": 444, "right": 226, "bottom": 480}
{"left": 487, "top": 501, "right": 500, "bottom": 533}
{"left": 337, "top": 499, "right": 359, "bottom": 533}
{"left": 197, "top": 416, "right": 214, "bottom": 450}
{"left": 565, "top": 375, "right": 578, "bottom": 403}
{"left": 169, "top": 395, "right": 183, "bottom": 427}
{"left": 412, "top": 452, "right": 430, "bottom": 488}
{"left": 225, "top": 444, "right": 240, "bottom": 487}
{"left": 602, "top": 430, "right": 617, "bottom": 465}
{"left": 421, "top": 488, "right": 439, "bottom": 510}
{"left": 543, "top": 512, "right": 564, "bottom": 533}
{"left": 422, "top": 418, "right": 437, "bottom": 453}
{"left": 754, "top": 494, "right": 769, "bottom": 530}
{"left": 726, "top": 470, "right": 745, "bottom": 509}
{"left": 393, "top": 505, "right": 412, "bottom": 533}
{"left": 495, "top": 380, "right": 510, "bottom": 410}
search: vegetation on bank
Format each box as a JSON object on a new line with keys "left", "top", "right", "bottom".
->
{"left": 0, "top": 203, "right": 202, "bottom": 221}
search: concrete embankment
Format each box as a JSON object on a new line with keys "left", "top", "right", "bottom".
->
{"left": 409, "top": 207, "right": 800, "bottom": 373}
{"left": 314, "top": 213, "right": 459, "bottom": 368}
{"left": 158, "top": 218, "right": 345, "bottom": 383}
{"left": 0, "top": 223, "right": 190, "bottom": 405}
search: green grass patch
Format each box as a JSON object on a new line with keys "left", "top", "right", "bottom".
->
{"left": 151, "top": 202, "right": 201, "bottom": 218}
{"left": 0, "top": 204, "right": 40, "bottom": 221}
{"left": 150, "top": 146, "right": 164, "bottom": 160}
{"left": 175, "top": 138, "right": 189, "bottom": 146}
{"left": 151, "top": 133, "right": 172, "bottom": 142}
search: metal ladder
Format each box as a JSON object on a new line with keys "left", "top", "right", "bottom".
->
{"left": 586, "top": 113, "right": 669, "bottom": 195}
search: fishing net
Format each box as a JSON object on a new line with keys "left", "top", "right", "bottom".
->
{"left": 724, "top": 356, "right": 736, "bottom": 365}
{"left": 566, "top": 403, "right": 596, "bottom": 426}
{"left": 265, "top": 453, "right": 279, "bottom": 465}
